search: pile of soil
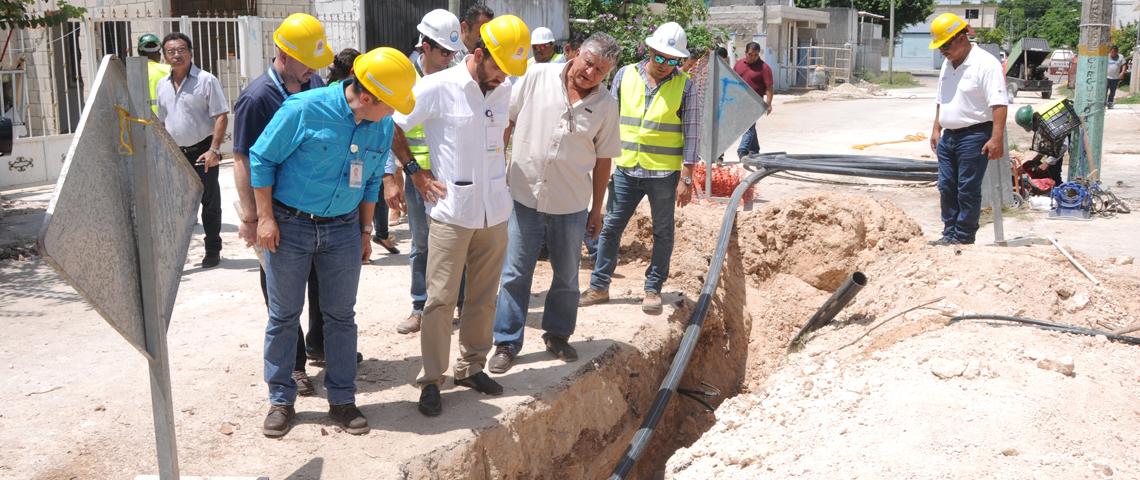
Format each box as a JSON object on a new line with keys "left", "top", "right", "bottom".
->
{"left": 801, "top": 82, "right": 886, "bottom": 101}
{"left": 663, "top": 193, "right": 1140, "bottom": 479}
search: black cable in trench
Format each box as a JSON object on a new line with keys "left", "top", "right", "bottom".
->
{"left": 949, "top": 314, "right": 1140, "bottom": 345}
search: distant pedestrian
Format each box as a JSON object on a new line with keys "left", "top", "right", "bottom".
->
{"left": 928, "top": 13, "right": 1007, "bottom": 246}
{"left": 137, "top": 34, "right": 169, "bottom": 114}
{"left": 155, "top": 32, "right": 229, "bottom": 268}
{"left": 488, "top": 32, "right": 622, "bottom": 374}
{"left": 1106, "top": 46, "right": 1125, "bottom": 109}
{"left": 579, "top": 22, "right": 698, "bottom": 315}
{"left": 733, "top": 42, "right": 773, "bottom": 159}
{"left": 251, "top": 47, "right": 417, "bottom": 437}
{"left": 529, "top": 27, "right": 562, "bottom": 64}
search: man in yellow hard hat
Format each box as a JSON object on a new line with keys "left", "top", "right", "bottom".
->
{"left": 927, "top": 12, "right": 1007, "bottom": 246}
{"left": 579, "top": 22, "right": 698, "bottom": 315}
{"left": 388, "top": 14, "right": 529, "bottom": 417}
{"left": 231, "top": 12, "right": 335, "bottom": 435}
{"left": 251, "top": 46, "right": 416, "bottom": 438}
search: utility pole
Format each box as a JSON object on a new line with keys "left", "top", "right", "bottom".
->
{"left": 888, "top": 0, "right": 894, "bottom": 84}
{"left": 1069, "top": 0, "right": 1112, "bottom": 180}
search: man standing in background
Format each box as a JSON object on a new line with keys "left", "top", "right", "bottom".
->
{"left": 138, "top": 33, "right": 169, "bottom": 114}
{"left": 733, "top": 42, "right": 773, "bottom": 160}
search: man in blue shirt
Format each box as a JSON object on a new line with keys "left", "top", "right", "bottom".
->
{"left": 250, "top": 47, "right": 417, "bottom": 437}
{"left": 232, "top": 13, "right": 331, "bottom": 398}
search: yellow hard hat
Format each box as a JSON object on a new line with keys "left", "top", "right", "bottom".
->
{"left": 929, "top": 12, "right": 967, "bottom": 49}
{"left": 274, "top": 13, "right": 334, "bottom": 70}
{"left": 479, "top": 15, "right": 531, "bottom": 77}
{"left": 353, "top": 47, "right": 417, "bottom": 115}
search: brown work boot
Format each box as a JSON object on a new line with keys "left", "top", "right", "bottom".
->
{"left": 292, "top": 370, "right": 315, "bottom": 396}
{"left": 642, "top": 291, "right": 663, "bottom": 315}
{"left": 262, "top": 404, "right": 295, "bottom": 438}
{"left": 329, "top": 403, "right": 370, "bottom": 435}
{"left": 579, "top": 289, "right": 609, "bottom": 307}
{"left": 397, "top": 311, "right": 422, "bottom": 334}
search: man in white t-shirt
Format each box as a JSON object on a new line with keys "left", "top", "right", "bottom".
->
{"left": 928, "top": 13, "right": 1007, "bottom": 246}
{"left": 1106, "top": 46, "right": 1126, "bottom": 109}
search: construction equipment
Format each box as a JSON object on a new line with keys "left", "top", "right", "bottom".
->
{"left": 1006, "top": 37, "right": 1054, "bottom": 100}
{"left": 1050, "top": 181, "right": 1093, "bottom": 220}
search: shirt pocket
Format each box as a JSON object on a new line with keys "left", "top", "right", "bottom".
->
{"left": 442, "top": 113, "right": 475, "bottom": 150}
{"left": 300, "top": 127, "right": 342, "bottom": 156}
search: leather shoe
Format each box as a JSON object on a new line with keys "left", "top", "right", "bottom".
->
{"left": 328, "top": 403, "right": 370, "bottom": 435}
{"left": 488, "top": 345, "right": 516, "bottom": 374}
{"left": 418, "top": 384, "right": 442, "bottom": 416}
{"left": 454, "top": 371, "right": 502, "bottom": 396}
{"left": 545, "top": 336, "right": 578, "bottom": 362}
{"left": 200, "top": 251, "right": 220, "bottom": 268}
{"left": 262, "top": 404, "right": 295, "bottom": 438}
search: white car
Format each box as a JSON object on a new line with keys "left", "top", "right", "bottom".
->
{"left": 1048, "top": 49, "right": 1074, "bottom": 75}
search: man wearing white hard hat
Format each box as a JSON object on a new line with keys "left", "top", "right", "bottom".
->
{"left": 580, "top": 22, "right": 698, "bottom": 315}
{"left": 528, "top": 26, "right": 562, "bottom": 64}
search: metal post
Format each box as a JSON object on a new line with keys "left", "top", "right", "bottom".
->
{"left": 449, "top": 0, "right": 460, "bottom": 16}
{"left": 888, "top": 0, "right": 894, "bottom": 84}
{"left": 126, "top": 57, "right": 180, "bottom": 480}
{"left": 1069, "top": 0, "right": 1111, "bottom": 181}
{"left": 703, "top": 57, "right": 717, "bottom": 197}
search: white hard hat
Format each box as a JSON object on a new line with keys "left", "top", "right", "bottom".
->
{"left": 417, "top": 9, "right": 462, "bottom": 52}
{"left": 531, "top": 27, "right": 555, "bottom": 45}
{"left": 645, "top": 22, "right": 690, "bottom": 58}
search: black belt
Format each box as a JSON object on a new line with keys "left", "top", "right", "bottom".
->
{"left": 944, "top": 121, "right": 992, "bottom": 134}
{"left": 179, "top": 135, "right": 213, "bottom": 154}
{"left": 273, "top": 199, "right": 337, "bottom": 222}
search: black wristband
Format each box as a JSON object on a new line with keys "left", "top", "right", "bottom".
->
{"left": 403, "top": 160, "right": 421, "bottom": 176}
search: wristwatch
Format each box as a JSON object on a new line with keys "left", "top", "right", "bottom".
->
{"left": 403, "top": 160, "right": 422, "bottom": 176}
{"left": 361, "top": 224, "right": 374, "bottom": 235}
{"left": 209, "top": 147, "right": 222, "bottom": 157}
{"left": 681, "top": 176, "right": 693, "bottom": 186}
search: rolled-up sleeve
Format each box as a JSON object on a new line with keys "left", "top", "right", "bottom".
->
{"left": 249, "top": 101, "right": 306, "bottom": 188}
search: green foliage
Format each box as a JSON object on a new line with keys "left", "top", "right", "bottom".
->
{"left": 570, "top": 0, "right": 720, "bottom": 67}
{"left": 996, "top": 0, "right": 1080, "bottom": 50}
{"left": 1110, "top": 22, "right": 1136, "bottom": 58}
{"left": 0, "top": 0, "right": 85, "bottom": 29}
{"left": 795, "top": 0, "right": 934, "bottom": 39}
{"left": 974, "top": 27, "right": 1006, "bottom": 46}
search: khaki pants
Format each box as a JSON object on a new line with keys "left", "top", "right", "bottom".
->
{"left": 417, "top": 218, "right": 508, "bottom": 385}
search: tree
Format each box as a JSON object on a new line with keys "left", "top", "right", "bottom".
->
{"left": 795, "top": 0, "right": 934, "bottom": 39}
{"left": 1110, "top": 22, "right": 1136, "bottom": 58}
{"left": 996, "top": 0, "right": 1080, "bottom": 49}
{"left": 570, "top": 0, "right": 720, "bottom": 67}
{"left": 0, "top": 0, "right": 85, "bottom": 29}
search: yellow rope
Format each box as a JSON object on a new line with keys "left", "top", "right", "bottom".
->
{"left": 114, "top": 105, "right": 155, "bottom": 155}
{"left": 852, "top": 132, "right": 926, "bottom": 150}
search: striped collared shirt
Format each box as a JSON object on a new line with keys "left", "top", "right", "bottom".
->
{"left": 609, "top": 60, "right": 699, "bottom": 178}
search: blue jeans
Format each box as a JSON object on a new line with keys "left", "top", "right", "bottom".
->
{"left": 737, "top": 124, "right": 759, "bottom": 158}
{"left": 936, "top": 126, "right": 991, "bottom": 244}
{"left": 370, "top": 180, "right": 390, "bottom": 240}
{"left": 406, "top": 174, "right": 464, "bottom": 312}
{"left": 582, "top": 179, "right": 616, "bottom": 261}
{"left": 264, "top": 204, "right": 362, "bottom": 406}
{"left": 590, "top": 169, "right": 678, "bottom": 294}
{"left": 493, "top": 202, "right": 587, "bottom": 351}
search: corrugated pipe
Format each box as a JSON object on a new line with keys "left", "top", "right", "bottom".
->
{"left": 788, "top": 271, "right": 868, "bottom": 352}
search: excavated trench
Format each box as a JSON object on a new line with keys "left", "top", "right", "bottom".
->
{"left": 398, "top": 193, "right": 920, "bottom": 479}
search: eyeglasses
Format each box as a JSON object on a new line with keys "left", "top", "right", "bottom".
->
{"left": 425, "top": 38, "right": 456, "bottom": 57}
{"left": 653, "top": 54, "right": 681, "bottom": 67}
{"left": 938, "top": 34, "right": 963, "bottom": 52}
{"left": 164, "top": 47, "right": 189, "bottom": 55}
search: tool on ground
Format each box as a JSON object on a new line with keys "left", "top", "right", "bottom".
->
{"left": 1048, "top": 236, "right": 1100, "bottom": 285}
{"left": 788, "top": 271, "right": 868, "bottom": 352}
{"left": 851, "top": 132, "right": 926, "bottom": 150}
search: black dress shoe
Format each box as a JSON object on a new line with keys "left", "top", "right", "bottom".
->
{"left": 454, "top": 371, "right": 503, "bottom": 396}
{"left": 418, "top": 384, "right": 442, "bottom": 416}
{"left": 544, "top": 336, "right": 579, "bottom": 362}
{"left": 201, "top": 251, "right": 220, "bottom": 268}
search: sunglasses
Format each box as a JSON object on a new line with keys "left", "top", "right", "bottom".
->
{"left": 425, "top": 38, "right": 456, "bottom": 57}
{"left": 653, "top": 54, "right": 681, "bottom": 67}
{"left": 938, "top": 33, "right": 964, "bottom": 52}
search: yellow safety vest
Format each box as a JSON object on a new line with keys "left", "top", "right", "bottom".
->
{"left": 616, "top": 65, "right": 687, "bottom": 171}
{"left": 147, "top": 60, "right": 171, "bottom": 115}
{"left": 405, "top": 67, "right": 431, "bottom": 169}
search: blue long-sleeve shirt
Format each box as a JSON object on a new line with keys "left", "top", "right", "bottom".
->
{"left": 249, "top": 80, "right": 393, "bottom": 217}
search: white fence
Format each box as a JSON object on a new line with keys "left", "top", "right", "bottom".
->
{"left": 1, "top": 9, "right": 360, "bottom": 189}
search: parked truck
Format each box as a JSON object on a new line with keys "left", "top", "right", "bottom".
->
{"left": 1006, "top": 37, "right": 1053, "bottom": 101}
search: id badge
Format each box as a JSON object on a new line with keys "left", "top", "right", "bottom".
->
{"left": 485, "top": 126, "right": 502, "bottom": 154}
{"left": 349, "top": 160, "right": 364, "bottom": 189}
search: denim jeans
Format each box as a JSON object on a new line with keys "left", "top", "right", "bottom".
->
{"left": 736, "top": 124, "right": 760, "bottom": 158}
{"left": 936, "top": 125, "right": 992, "bottom": 244}
{"left": 1106, "top": 79, "right": 1120, "bottom": 106}
{"left": 590, "top": 169, "right": 678, "bottom": 294}
{"left": 370, "top": 179, "right": 390, "bottom": 240}
{"left": 406, "top": 174, "right": 463, "bottom": 312}
{"left": 493, "top": 202, "right": 587, "bottom": 351}
{"left": 259, "top": 266, "right": 320, "bottom": 372}
{"left": 582, "top": 179, "right": 616, "bottom": 261}
{"left": 264, "top": 204, "right": 362, "bottom": 406}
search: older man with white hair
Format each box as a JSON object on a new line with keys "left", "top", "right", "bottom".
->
{"left": 488, "top": 33, "right": 622, "bottom": 373}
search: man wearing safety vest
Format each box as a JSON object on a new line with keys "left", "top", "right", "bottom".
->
{"left": 138, "top": 34, "right": 169, "bottom": 114}
{"left": 251, "top": 47, "right": 417, "bottom": 438}
{"left": 528, "top": 27, "right": 562, "bottom": 65}
{"left": 232, "top": 13, "right": 336, "bottom": 413}
{"left": 580, "top": 22, "right": 698, "bottom": 315}
{"left": 391, "top": 14, "right": 530, "bottom": 417}
{"left": 927, "top": 12, "right": 1007, "bottom": 246}
{"left": 390, "top": 9, "right": 466, "bottom": 336}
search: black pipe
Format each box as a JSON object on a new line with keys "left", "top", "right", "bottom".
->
{"left": 949, "top": 314, "right": 1140, "bottom": 345}
{"left": 788, "top": 271, "right": 868, "bottom": 352}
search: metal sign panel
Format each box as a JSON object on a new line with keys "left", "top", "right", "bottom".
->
{"left": 699, "top": 55, "right": 770, "bottom": 164}
{"left": 37, "top": 56, "right": 203, "bottom": 359}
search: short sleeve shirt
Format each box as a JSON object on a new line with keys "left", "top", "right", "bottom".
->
{"left": 733, "top": 58, "right": 773, "bottom": 95}
{"left": 508, "top": 61, "right": 621, "bottom": 214}
{"left": 937, "top": 46, "right": 1007, "bottom": 130}
{"left": 233, "top": 69, "right": 325, "bottom": 156}
{"left": 155, "top": 65, "right": 229, "bottom": 147}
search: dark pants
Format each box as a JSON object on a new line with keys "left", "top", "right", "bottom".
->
{"left": 1106, "top": 78, "right": 1120, "bottom": 106}
{"left": 260, "top": 265, "right": 320, "bottom": 373}
{"left": 180, "top": 136, "right": 222, "bottom": 253}
{"left": 936, "top": 123, "right": 992, "bottom": 244}
{"left": 371, "top": 180, "right": 391, "bottom": 240}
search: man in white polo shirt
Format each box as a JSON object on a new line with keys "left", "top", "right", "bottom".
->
{"left": 487, "top": 32, "right": 621, "bottom": 374}
{"left": 392, "top": 15, "right": 530, "bottom": 417}
{"left": 928, "top": 13, "right": 1007, "bottom": 246}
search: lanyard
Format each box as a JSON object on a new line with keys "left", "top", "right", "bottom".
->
{"left": 267, "top": 67, "right": 292, "bottom": 99}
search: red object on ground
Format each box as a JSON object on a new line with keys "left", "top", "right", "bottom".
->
{"left": 693, "top": 163, "right": 755, "bottom": 203}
